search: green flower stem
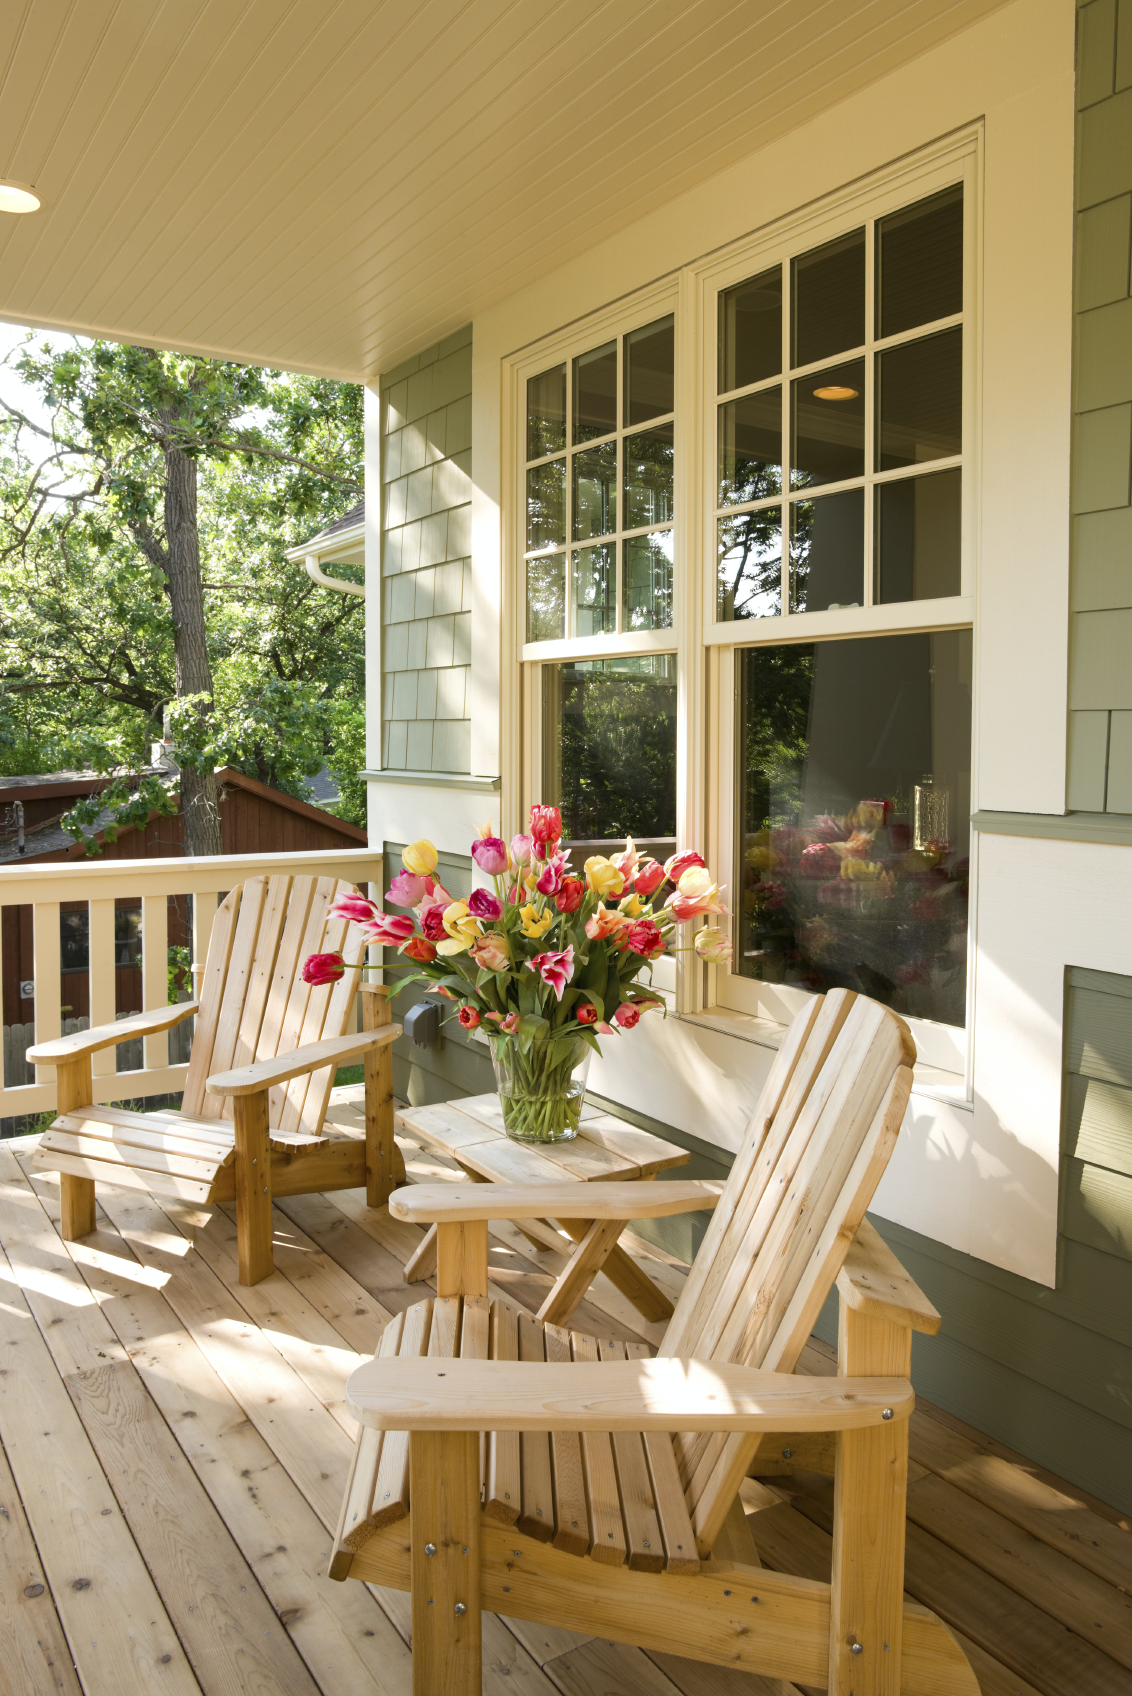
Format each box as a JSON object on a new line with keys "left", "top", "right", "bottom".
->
{"left": 491, "top": 1036, "right": 588, "bottom": 1143}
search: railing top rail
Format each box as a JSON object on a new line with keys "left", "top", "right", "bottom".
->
{"left": 0, "top": 845, "right": 383, "bottom": 903}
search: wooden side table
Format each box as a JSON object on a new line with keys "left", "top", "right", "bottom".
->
{"left": 393, "top": 1092, "right": 689, "bottom": 1328}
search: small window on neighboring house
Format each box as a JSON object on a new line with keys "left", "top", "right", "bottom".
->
{"left": 716, "top": 185, "right": 964, "bottom": 622}
{"left": 525, "top": 315, "right": 675, "bottom": 642}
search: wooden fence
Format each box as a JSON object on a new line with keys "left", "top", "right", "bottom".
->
{"left": 0, "top": 846, "right": 382, "bottom": 1122}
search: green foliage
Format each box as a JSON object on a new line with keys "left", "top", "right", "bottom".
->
{"left": 0, "top": 331, "right": 365, "bottom": 829}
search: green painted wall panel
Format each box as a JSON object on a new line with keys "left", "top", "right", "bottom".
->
{"left": 1067, "top": 1070, "right": 1132, "bottom": 1170}
{"left": 1077, "top": 297, "right": 1132, "bottom": 408}
{"left": 1105, "top": 710, "right": 1132, "bottom": 809}
{"left": 1077, "top": 85, "right": 1132, "bottom": 207}
{"left": 1079, "top": 0, "right": 1118, "bottom": 106}
{"left": 1064, "top": 982, "right": 1132, "bottom": 1082}
{"left": 1117, "top": 0, "right": 1132, "bottom": 88}
{"left": 1069, "top": 606, "right": 1132, "bottom": 707}
{"left": 1066, "top": 710, "right": 1109, "bottom": 807}
{"left": 1063, "top": 1155, "right": 1132, "bottom": 1258}
{"left": 1071, "top": 505, "right": 1132, "bottom": 607}
{"left": 1075, "top": 195, "right": 1132, "bottom": 308}
{"left": 1070, "top": 403, "right": 1131, "bottom": 511}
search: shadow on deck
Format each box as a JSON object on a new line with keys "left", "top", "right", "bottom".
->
{"left": 0, "top": 1086, "right": 1129, "bottom": 1696}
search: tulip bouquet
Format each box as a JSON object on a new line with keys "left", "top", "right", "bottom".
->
{"left": 302, "top": 805, "right": 727, "bottom": 1143}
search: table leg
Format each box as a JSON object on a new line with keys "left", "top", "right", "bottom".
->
{"left": 537, "top": 1216, "right": 629, "bottom": 1327}
{"left": 558, "top": 1218, "right": 674, "bottom": 1323}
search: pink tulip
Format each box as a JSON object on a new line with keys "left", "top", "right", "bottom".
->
{"left": 525, "top": 945, "right": 575, "bottom": 1001}
{"left": 634, "top": 859, "right": 665, "bottom": 897}
{"left": 387, "top": 869, "right": 429, "bottom": 907}
{"left": 625, "top": 919, "right": 665, "bottom": 958}
{"left": 665, "top": 867, "right": 728, "bottom": 923}
{"left": 529, "top": 805, "right": 562, "bottom": 850}
{"left": 510, "top": 833, "right": 534, "bottom": 866}
{"left": 302, "top": 951, "right": 345, "bottom": 985}
{"left": 328, "top": 893, "right": 379, "bottom": 925}
{"left": 799, "top": 843, "right": 840, "bottom": 881}
{"left": 499, "top": 1012, "right": 521, "bottom": 1034}
{"left": 663, "top": 849, "right": 706, "bottom": 882}
{"left": 613, "top": 1003, "right": 641, "bottom": 1028}
{"left": 535, "top": 851, "right": 569, "bottom": 897}
{"left": 468, "top": 887, "right": 503, "bottom": 920}
{"left": 364, "top": 911, "right": 416, "bottom": 945}
{"left": 472, "top": 836, "right": 509, "bottom": 876}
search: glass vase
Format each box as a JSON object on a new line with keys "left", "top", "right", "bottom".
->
{"left": 489, "top": 1033, "right": 591, "bottom": 1143}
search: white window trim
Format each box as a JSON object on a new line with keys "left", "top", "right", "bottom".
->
{"left": 502, "top": 123, "right": 983, "bottom": 1092}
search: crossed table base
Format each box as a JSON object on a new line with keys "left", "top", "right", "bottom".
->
{"left": 392, "top": 1092, "right": 690, "bottom": 1328}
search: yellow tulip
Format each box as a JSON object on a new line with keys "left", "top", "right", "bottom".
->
{"left": 619, "top": 893, "right": 643, "bottom": 918}
{"left": 435, "top": 899, "right": 480, "bottom": 955}
{"left": 519, "top": 903, "right": 555, "bottom": 940}
{"left": 403, "top": 838, "right": 439, "bottom": 876}
{"left": 584, "top": 855, "right": 625, "bottom": 898}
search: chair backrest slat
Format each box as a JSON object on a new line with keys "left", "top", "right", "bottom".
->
{"left": 179, "top": 874, "right": 370, "bottom": 1134}
{"left": 653, "top": 987, "right": 915, "bottom": 1553}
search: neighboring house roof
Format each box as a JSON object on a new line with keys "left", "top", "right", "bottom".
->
{"left": 0, "top": 766, "right": 365, "bottom": 865}
{"left": 285, "top": 500, "right": 365, "bottom": 565}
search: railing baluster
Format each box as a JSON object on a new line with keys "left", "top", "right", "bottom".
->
{"left": 142, "top": 893, "right": 169, "bottom": 1071}
{"left": 31, "top": 901, "right": 62, "bottom": 1085}
{"left": 89, "top": 898, "right": 117, "bottom": 1081}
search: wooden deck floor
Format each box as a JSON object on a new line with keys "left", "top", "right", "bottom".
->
{"left": 1, "top": 1089, "right": 1131, "bottom": 1696}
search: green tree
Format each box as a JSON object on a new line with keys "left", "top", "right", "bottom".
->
{"left": 0, "top": 338, "right": 364, "bottom": 845}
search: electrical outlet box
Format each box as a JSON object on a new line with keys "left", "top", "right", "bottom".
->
{"left": 403, "top": 1001, "right": 441, "bottom": 1048}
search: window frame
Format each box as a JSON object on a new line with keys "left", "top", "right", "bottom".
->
{"left": 503, "top": 129, "right": 981, "bottom": 1087}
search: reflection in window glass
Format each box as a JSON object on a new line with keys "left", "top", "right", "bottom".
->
{"left": 574, "top": 544, "right": 616, "bottom": 635}
{"left": 624, "top": 425, "right": 674, "bottom": 528}
{"left": 573, "top": 342, "right": 617, "bottom": 443}
{"left": 527, "top": 554, "right": 565, "bottom": 640}
{"left": 792, "top": 229, "right": 865, "bottom": 367}
{"left": 543, "top": 655, "right": 677, "bottom": 845}
{"left": 790, "top": 489, "right": 864, "bottom": 612}
{"left": 877, "top": 328, "right": 962, "bottom": 471}
{"left": 737, "top": 629, "right": 972, "bottom": 1026}
{"left": 718, "top": 387, "right": 781, "bottom": 507}
{"left": 875, "top": 470, "right": 961, "bottom": 603}
{"left": 572, "top": 441, "right": 617, "bottom": 540}
{"left": 623, "top": 532, "right": 673, "bottom": 630}
{"left": 718, "top": 267, "right": 782, "bottom": 393}
{"left": 718, "top": 510, "right": 782, "bottom": 620}
{"left": 791, "top": 360, "right": 865, "bottom": 489}
{"left": 527, "top": 364, "right": 567, "bottom": 459}
{"left": 526, "top": 458, "right": 565, "bottom": 551}
{"left": 877, "top": 186, "right": 963, "bottom": 338}
{"left": 625, "top": 316, "right": 674, "bottom": 425}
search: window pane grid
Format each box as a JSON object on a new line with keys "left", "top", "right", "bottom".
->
{"left": 525, "top": 317, "right": 674, "bottom": 642}
{"left": 715, "top": 186, "right": 964, "bottom": 623}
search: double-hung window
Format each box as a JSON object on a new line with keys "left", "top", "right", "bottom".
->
{"left": 513, "top": 141, "right": 976, "bottom": 1074}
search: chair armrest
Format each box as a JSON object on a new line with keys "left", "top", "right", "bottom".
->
{"left": 206, "top": 1024, "right": 402, "bottom": 1096}
{"left": 345, "top": 1354, "right": 913, "bottom": 1433}
{"left": 389, "top": 1180, "right": 724, "bottom": 1225}
{"left": 26, "top": 1002, "right": 199, "bottom": 1064}
{"left": 838, "top": 1217, "right": 941, "bottom": 1336}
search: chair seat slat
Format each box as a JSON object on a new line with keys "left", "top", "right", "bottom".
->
{"left": 599, "top": 1339, "right": 665, "bottom": 1573}
{"left": 517, "top": 1311, "right": 555, "bottom": 1543}
{"left": 544, "top": 1324, "right": 589, "bottom": 1556}
{"left": 570, "top": 1330, "right": 627, "bottom": 1566}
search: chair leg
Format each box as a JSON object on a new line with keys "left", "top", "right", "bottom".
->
{"left": 57, "top": 1055, "right": 96, "bottom": 1240}
{"left": 828, "top": 1305, "right": 910, "bottom": 1696}
{"left": 60, "top": 1174, "right": 96, "bottom": 1240}
{"left": 360, "top": 982, "right": 396, "bottom": 1206}
{"left": 233, "top": 1089, "right": 273, "bottom": 1285}
{"left": 410, "top": 1430, "right": 481, "bottom": 1696}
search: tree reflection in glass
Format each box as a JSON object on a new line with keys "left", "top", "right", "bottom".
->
{"left": 718, "top": 508, "right": 783, "bottom": 619}
{"left": 624, "top": 425, "right": 673, "bottom": 528}
{"left": 526, "top": 553, "right": 565, "bottom": 641}
{"left": 543, "top": 655, "right": 677, "bottom": 846}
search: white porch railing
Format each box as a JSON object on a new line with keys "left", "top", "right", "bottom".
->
{"left": 0, "top": 847, "right": 383, "bottom": 1122}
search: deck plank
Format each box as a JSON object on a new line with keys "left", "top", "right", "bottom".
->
{"left": 24, "top": 1181, "right": 414, "bottom": 1696}
{"left": 0, "top": 1430, "right": 82, "bottom": 1695}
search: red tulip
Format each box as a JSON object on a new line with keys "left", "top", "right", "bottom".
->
{"left": 613, "top": 1003, "right": 641, "bottom": 1028}
{"left": 634, "top": 859, "right": 665, "bottom": 896}
{"left": 625, "top": 919, "right": 665, "bottom": 958}
{"left": 458, "top": 1005, "right": 481, "bottom": 1029}
{"left": 301, "top": 951, "right": 345, "bottom": 986}
{"left": 555, "top": 877, "right": 585, "bottom": 913}
{"left": 575, "top": 1002, "right": 598, "bottom": 1024}
{"left": 663, "top": 849, "right": 706, "bottom": 882}
{"left": 529, "top": 804, "right": 562, "bottom": 846}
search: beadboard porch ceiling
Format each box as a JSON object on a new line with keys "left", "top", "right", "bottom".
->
{"left": 0, "top": 0, "right": 1011, "bottom": 382}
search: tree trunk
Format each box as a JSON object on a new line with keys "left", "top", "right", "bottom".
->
{"left": 163, "top": 440, "right": 223, "bottom": 857}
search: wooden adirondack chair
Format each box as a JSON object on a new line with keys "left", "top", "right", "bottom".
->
{"left": 27, "top": 873, "right": 402, "bottom": 1285}
{"left": 330, "top": 987, "right": 979, "bottom": 1696}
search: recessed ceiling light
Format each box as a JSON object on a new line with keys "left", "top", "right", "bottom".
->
{"left": 813, "top": 385, "right": 858, "bottom": 401}
{"left": 0, "top": 181, "right": 41, "bottom": 214}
